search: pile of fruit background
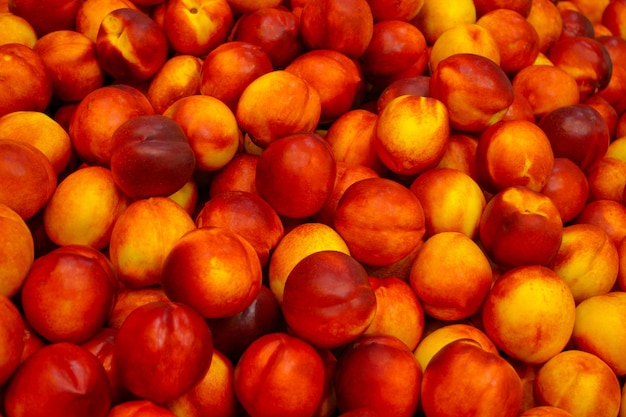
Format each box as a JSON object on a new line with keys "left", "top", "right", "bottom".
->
{"left": 2, "top": 0, "right": 626, "bottom": 416}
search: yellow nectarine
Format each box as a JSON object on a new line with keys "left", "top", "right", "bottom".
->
{"left": 375, "top": 95, "right": 449, "bottom": 176}
{"left": 43, "top": 166, "right": 131, "bottom": 251}
{"left": 108, "top": 197, "right": 196, "bottom": 288}
{"left": 410, "top": 232, "right": 493, "bottom": 321}
{"left": 0, "top": 203, "right": 34, "bottom": 298}
{"left": 482, "top": 265, "right": 576, "bottom": 364}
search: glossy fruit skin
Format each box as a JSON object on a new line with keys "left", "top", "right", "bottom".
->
{"left": 95, "top": 8, "right": 169, "bottom": 83}
{"left": 548, "top": 36, "right": 613, "bottom": 101}
{"left": 0, "top": 294, "right": 25, "bottom": 386}
{"left": 538, "top": 104, "right": 610, "bottom": 174}
{"left": 233, "top": 332, "right": 326, "bottom": 417}
{"left": 5, "top": 1, "right": 626, "bottom": 416}
{"left": 199, "top": 41, "right": 273, "bottom": 112}
{"left": 333, "top": 177, "right": 426, "bottom": 266}
{"left": 420, "top": 339, "right": 524, "bottom": 417}
{"left": 334, "top": 335, "right": 422, "bottom": 417}
{"left": 110, "top": 114, "right": 196, "bottom": 199}
{"left": 479, "top": 186, "right": 564, "bottom": 269}
{"left": 375, "top": 95, "right": 449, "bottom": 177}
{"left": 0, "top": 43, "right": 53, "bottom": 117}
{"left": 481, "top": 265, "right": 576, "bottom": 364}
{"left": 299, "top": 0, "right": 374, "bottom": 60}
{"left": 236, "top": 70, "right": 322, "bottom": 148}
{"left": 0, "top": 139, "right": 56, "bottom": 220}
{"left": 281, "top": 250, "right": 377, "bottom": 349}
{"left": 112, "top": 301, "right": 214, "bottom": 404}
{"left": 161, "top": 226, "right": 263, "bottom": 319}
{"left": 20, "top": 244, "right": 118, "bottom": 344}
{"left": 429, "top": 53, "right": 514, "bottom": 133}
{"left": 255, "top": 132, "right": 336, "bottom": 219}
{"left": 3, "top": 342, "right": 113, "bottom": 417}
{"left": 232, "top": 7, "right": 302, "bottom": 69}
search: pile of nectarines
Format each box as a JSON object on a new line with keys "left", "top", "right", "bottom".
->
{"left": 2, "top": 0, "right": 626, "bottom": 416}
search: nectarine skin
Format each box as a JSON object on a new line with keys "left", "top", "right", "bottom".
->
{"left": 282, "top": 250, "right": 377, "bottom": 349}
{"left": 161, "top": 226, "right": 263, "bottom": 319}
{"left": 360, "top": 19, "right": 428, "bottom": 82}
{"left": 43, "top": 166, "right": 131, "bottom": 250}
{"left": 20, "top": 245, "right": 118, "bottom": 344}
{"left": 96, "top": 8, "right": 169, "bottom": 83}
{"left": 146, "top": 54, "right": 203, "bottom": 115}
{"left": 409, "top": 167, "right": 486, "bottom": 238}
{"left": 233, "top": 332, "right": 326, "bottom": 417}
{"left": 550, "top": 223, "right": 619, "bottom": 303}
{"left": 232, "top": 6, "right": 303, "bottom": 69}
{"left": 113, "top": 301, "right": 214, "bottom": 404}
{"left": 299, "top": 0, "right": 374, "bottom": 59}
{"left": 8, "top": 0, "right": 82, "bottom": 36}
{"left": 0, "top": 203, "right": 35, "bottom": 297}
{"left": 109, "top": 114, "right": 196, "bottom": 199}
{"left": 34, "top": 29, "right": 105, "bottom": 102}
{"left": 207, "top": 284, "right": 284, "bottom": 363}
{"left": 199, "top": 41, "right": 274, "bottom": 113}
{"left": 429, "top": 53, "right": 514, "bottom": 133}
{"left": 538, "top": 104, "right": 610, "bottom": 174}
{"left": 255, "top": 132, "right": 336, "bottom": 219}
{"left": 512, "top": 64, "right": 581, "bottom": 120}
{"left": 476, "top": 8, "right": 540, "bottom": 74}
{"left": 0, "top": 110, "right": 72, "bottom": 175}
{"left": 235, "top": 70, "right": 322, "bottom": 148}
{"left": 107, "top": 400, "right": 178, "bottom": 417}
{"left": 413, "top": 323, "right": 499, "bottom": 373}
{"left": 196, "top": 190, "right": 284, "bottom": 266}
{"left": 534, "top": 349, "right": 621, "bottom": 417}
{"left": 481, "top": 265, "right": 576, "bottom": 364}
{"left": 410, "top": 232, "right": 493, "bottom": 321}
{"left": 163, "top": 94, "right": 241, "bottom": 172}
{"left": 334, "top": 177, "right": 426, "bottom": 266}
{"left": 334, "top": 335, "right": 422, "bottom": 417}
{"left": 6, "top": 1, "right": 626, "bottom": 415}
{"left": 68, "top": 84, "right": 155, "bottom": 166}
{"left": 475, "top": 119, "right": 555, "bottom": 194}
{"left": 479, "top": 186, "right": 563, "bottom": 268}
{"left": 548, "top": 36, "right": 613, "bottom": 100}
{"left": 3, "top": 342, "right": 113, "bottom": 417}
{"left": 364, "top": 276, "right": 425, "bottom": 351}
{"left": 0, "top": 43, "right": 52, "bottom": 118}
{"left": 540, "top": 157, "right": 590, "bottom": 223}
{"left": 268, "top": 222, "right": 350, "bottom": 305}
{"left": 285, "top": 49, "right": 365, "bottom": 123}
{"left": 572, "top": 292, "right": 626, "bottom": 376}
{"left": 421, "top": 339, "right": 524, "bottom": 417}
{"left": 166, "top": 349, "right": 238, "bottom": 417}
{"left": 324, "top": 109, "right": 387, "bottom": 176}
{"left": 527, "top": 0, "right": 563, "bottom": 53}
{"left": 108, "top": 196, "right": 196, "bottom": 289}
{"left": 0, "top": 139, "right": 57, "bottom": 220}
{"left": 0, "top": 294, "right": 24, "bottom": 386}
{"left": 375, "top": 95, "right": 449, "bottom": 176}
{"left": 162, "top": 0, "right": 234, "bottom": 57}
